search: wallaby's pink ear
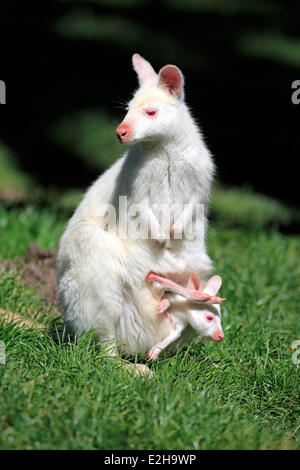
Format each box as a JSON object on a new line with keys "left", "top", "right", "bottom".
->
{"left": 187, "top": 273, "right": 202, "bottom": 291}
{"left": 203, "top": 276, "right": 222, "bottom": 297}
{"left": 132, "top": 53, "right": 157, "bottom": 86}
{"left": 158, "top": 65, "right": 184, "bottom": 98}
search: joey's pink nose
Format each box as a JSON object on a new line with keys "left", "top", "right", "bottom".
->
{"left": 116, "top": 123, "right": 130, "bottom": 143}
{"left": 212, "top": 330, "right": 224, "bottom": 342}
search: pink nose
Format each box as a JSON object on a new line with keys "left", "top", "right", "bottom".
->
{"left": 212, "top": 330, "right": 224, "bottom": 342}
{"left": 116, "top": 123, "right": 130, "bottom": 142}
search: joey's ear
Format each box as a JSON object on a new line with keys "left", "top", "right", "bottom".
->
{"left": 203, "top": 276, "right": 222, "bottom": 296}
{"left": 187, "top": 273, "right": 202, "bottom": 291}
{"left": 158, "top": 65, "right": 184, "bottom": 98}
{"left": 132, "top": 53, "right": 157, "bottom": 86}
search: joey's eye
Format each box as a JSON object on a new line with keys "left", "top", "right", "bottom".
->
{"left": 144, "top": 108, "right": 157, "bottom": 118}
{"left": 205, "top": 314, "right": 214, "bottom": 322}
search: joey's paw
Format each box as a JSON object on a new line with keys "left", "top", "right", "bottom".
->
{"left": 157, "top": 299, "right": 170, "bottom": 315}
{"left": 147, "top": 346, "right": 161, "bottom": 362}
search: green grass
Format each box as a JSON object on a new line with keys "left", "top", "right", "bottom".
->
{"left": 0, "top": 143, "right": 34, "bottom": 191}
{"left": 0, "top": 205, "right": 66, "bottom": 259}
{"left": 0, "top": 202, "right": 299, "bottom": 449}
{"left": 211, "top": 185, "right": 295, "bottom": 229}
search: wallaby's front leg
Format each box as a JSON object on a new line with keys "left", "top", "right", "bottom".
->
{"left": 137, "top": 204, "right": 170, "bottom": 247}
{"left": 170, "top": 202, "right": 195, "bottom": 240}
{"left": 147, "top": 319, "right": 185, "bottom": 361}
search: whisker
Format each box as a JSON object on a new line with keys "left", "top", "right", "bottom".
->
{"left": 113, "top": 96, "right": 129, "bottom": 111}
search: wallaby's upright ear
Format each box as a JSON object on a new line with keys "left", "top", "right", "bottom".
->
{"left": 203, "top": 276, "right": 222, "bottom": 297}
{"left": 158, "top": 65, "right": 184, "bottom": 98}
{"left": 132, "top": 53, "right": 157, "bottom": 86}
{"left": 187, "top": 273, "right": 202, "bottom": 291}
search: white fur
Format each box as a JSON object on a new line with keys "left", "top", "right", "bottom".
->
{"left": 56, "top": 54, "right": 215, "bottom": 355}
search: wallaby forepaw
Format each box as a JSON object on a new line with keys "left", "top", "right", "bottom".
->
{"left": 147, "top": 346, "right": 161, "bottom": 361}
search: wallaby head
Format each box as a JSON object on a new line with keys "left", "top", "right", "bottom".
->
{"left": 185, "top": 273, "right": 224, "bottom": 342}
{"left": 116, "top": 53, "right": 185, "bottom": 145}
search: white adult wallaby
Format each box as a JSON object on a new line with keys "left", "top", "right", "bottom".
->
{"left": 57, "top": 54, "right": 215, "bottom": 356}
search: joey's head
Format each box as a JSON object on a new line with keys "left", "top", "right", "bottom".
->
{"left": 186, "top": 274, "right": 224, "bottom": 343}
{"left": 116, "top": 53, "right": 185, "bottom": 145}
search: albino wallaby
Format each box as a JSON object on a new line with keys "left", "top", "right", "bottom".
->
{"left": 146, "top": 272, "right": 225, "bottom": 360}
{"left": 57, "top": 54, "right": 216, "bottom": 358}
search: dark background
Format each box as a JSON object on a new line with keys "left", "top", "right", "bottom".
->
{"left": 0, "top": 0, "right": 299, "bottom": 207}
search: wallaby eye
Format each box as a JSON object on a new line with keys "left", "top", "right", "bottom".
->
{"left": 205, "top": 314, "right": 215, "bottom": 322}
{"left": 143, "top": 108, "right": 157, "bottom": 118}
